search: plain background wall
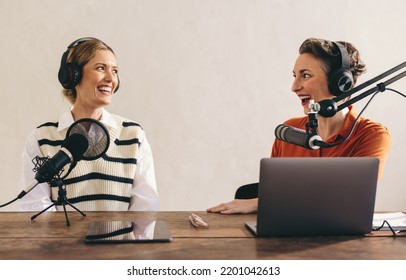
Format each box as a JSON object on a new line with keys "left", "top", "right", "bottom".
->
{"left": 1, "top": 0, "right": 405, "bottom": 212}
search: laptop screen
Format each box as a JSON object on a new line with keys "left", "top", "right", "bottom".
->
{"left": 253, "top": 157, "right": 379, "bottom": 236}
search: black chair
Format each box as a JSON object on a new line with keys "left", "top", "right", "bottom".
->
{"left": 234, "top": 182, "right": 259, "bottom": 199}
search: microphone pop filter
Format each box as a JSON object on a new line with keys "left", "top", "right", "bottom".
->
{"left": 66, "top": 118, "right": 110, "bottom": 160}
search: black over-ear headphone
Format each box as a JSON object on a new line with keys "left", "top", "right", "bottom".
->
{"left": 58, "top": 37, "right": 119, "bottom": 93}
{"left": 328, "top": 42, "right": 354, "bottom": 96}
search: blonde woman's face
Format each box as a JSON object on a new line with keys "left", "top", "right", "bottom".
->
{"left": 74, "top": 50, "right": 119, "bottom": 109}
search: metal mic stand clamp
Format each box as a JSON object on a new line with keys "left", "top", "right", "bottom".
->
{"left": 306, "top": 101, "right": 319, "bottom": 135}
{"left": 30, "top": 161, "right": 86, "bottom": 226}
{"left": 303, "top": 101, "right": 329, "bottom": 150}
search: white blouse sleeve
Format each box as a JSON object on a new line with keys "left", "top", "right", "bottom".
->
{"left": 128, "top": 135, "right": 159, "bottom": 211}
{"left": 18, "top": 130, "right": 56, "bottom": 211}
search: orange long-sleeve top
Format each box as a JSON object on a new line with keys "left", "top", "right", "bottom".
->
{"left": 271, "top": 106, "right": 391, "bottom": 180}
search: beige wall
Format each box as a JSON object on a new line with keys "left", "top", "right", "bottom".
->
{"left": 1, "top": 0, "right": 406, "bottom": 211}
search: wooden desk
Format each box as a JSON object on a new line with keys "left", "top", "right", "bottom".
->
{"left": 0, "top": 211, "right": 405, "bottom": 260}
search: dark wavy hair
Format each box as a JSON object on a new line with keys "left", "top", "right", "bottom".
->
{"left": 298, "top": 38, "right": 366, "bottom": 85}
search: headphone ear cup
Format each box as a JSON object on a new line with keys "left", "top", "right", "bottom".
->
{"left": 329, "top": 68, "right": 354, "bottom": 96}
{"left": 58, "top": 62, "right": 82, "bottom": 90}
{"left": 58, "top": 47, "right": 82, "bottom": 90}
{"left": 66, "top": 63, "right": 82, "bottom": 89}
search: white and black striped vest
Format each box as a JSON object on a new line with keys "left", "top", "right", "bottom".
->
{"left": 35, "top": 114, "right": 143, "bottom": 211}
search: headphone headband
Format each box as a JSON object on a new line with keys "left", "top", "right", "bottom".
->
{"left": 328, "top": 41, "right": 354, "bottom": 96}
{"left": 67, "top": 37, "right": 98, "bottom": 49}
{"left": 333, "top": 42, "right": 350, "bottom": 70}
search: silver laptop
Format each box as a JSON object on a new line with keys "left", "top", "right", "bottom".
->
{"left": 246, "top": 157, "right": 379, "bottom": 236}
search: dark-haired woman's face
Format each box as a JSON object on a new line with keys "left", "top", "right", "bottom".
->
{"left": 291, "top": 53, "right": 333, "bottom": 115}
{"left": 75, "top": 50, "right": 119, "bottom": 109}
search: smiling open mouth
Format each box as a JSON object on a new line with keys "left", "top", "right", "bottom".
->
{"left": 300, "top": 96, "right": 311, "bottom": 105}
{"left": 98, "top": 86, "right": 112, "bottom": 95}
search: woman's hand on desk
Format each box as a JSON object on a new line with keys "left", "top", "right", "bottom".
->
{"left": 206, "top": 198, "right": 258, "bottom": 214}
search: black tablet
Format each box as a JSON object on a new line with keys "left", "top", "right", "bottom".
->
{"left": 85, "top": 220, "right": 173, "bottom": 244}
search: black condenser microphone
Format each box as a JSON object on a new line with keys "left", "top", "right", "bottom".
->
{"left": 275, "top": 124, "right": 325, "bottom": 150}
{"left": 17, "top": 133, "right": 89, "bottom": 199}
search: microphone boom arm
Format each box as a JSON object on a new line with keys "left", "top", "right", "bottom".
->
{"left": 316, "top": 61, "right": 406, "bottom": 118}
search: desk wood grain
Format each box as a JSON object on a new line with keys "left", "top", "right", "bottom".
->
{"left": 0, "top": 211, "right": 405, "bottom": 260}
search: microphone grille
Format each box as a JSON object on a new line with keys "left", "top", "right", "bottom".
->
{"left": 62, "top": 133, "right": 89, "bottom": 161}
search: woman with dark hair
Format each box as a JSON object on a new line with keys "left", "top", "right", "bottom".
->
{"left": 207, "top": 38, "right": 391, "bottom": 214}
